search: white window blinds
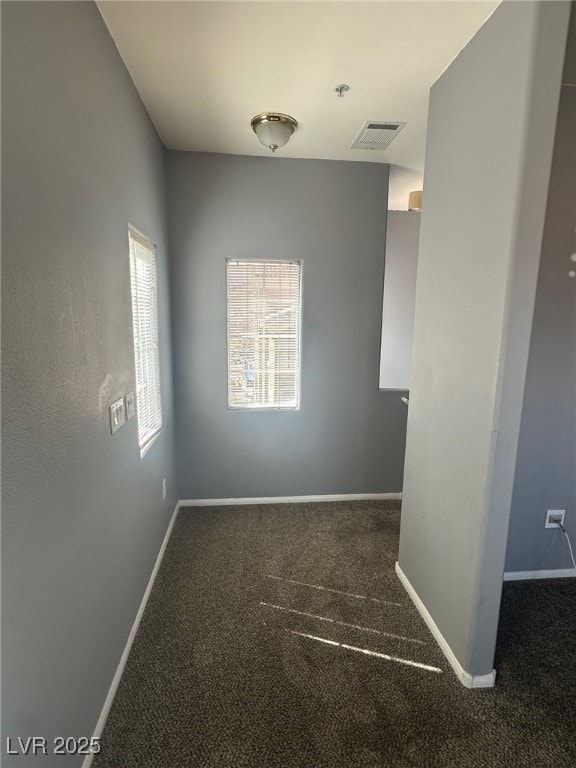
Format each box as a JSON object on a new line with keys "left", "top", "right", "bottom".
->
{"left": 128, "top": 228, "right": 162, "bottom": 448}
{"left": 227, "top": 259, "right": 302, "bottom": 410}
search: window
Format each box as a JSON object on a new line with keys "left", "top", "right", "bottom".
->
{"left": 128, "top": 227, "right": 162, "bottom": 449}
{"left": 227, "top": 259, "right": 302, "bottom": 410}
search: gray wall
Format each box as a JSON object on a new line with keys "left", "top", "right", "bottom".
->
{"left": 167, "top": 152, "right": 405, "bottom": 499}
{"left": 398, "top": 0, "right": 570, "bottom": 679}
{"left": 506, "top": 5, "right": 576, "bottom": 574}
{"left": 2, "top": 3, "right": 175, "bottom": 765}
{"left": 379, "top": 211, "right": 420, "bottom": 390}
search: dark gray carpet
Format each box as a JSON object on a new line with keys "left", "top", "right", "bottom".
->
{"left": 94, "top": 501, "right": 576, "bottom": 767}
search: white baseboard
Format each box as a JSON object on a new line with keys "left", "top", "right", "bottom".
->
{"left": 82, "top": 502, "right": 179, "bottom": 768}
{"left": 395, "top": 562, "right": 496, "bottom": 689}
{"left": 178, "top": 493, "right": 402, "bottom": 509}
{"left": 503, "top": 568, "right": 576, "bottom": 581}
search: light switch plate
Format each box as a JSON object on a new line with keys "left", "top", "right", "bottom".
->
{"left": 110, "top": 397, "right": 126, "bottom": 434}
{"left": 125, "top": 391, "right": 135, "bottom": 420}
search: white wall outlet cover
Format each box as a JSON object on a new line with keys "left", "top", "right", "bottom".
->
{"left": 110, "top": 397, "right": 126, "bottom": 434}
{"left": 545, "top": 509, "right": 565, "bottom": 528}
{"left": 125, "top": 391, "right": 136, "bottom": 420}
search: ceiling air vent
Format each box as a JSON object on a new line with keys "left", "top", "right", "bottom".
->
{"left": 351, "top": 121, "right": 406, "bottom": 150}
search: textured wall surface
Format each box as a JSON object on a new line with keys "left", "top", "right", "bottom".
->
{"left": 506, "top": 7, "right": 576, "bottom": 573}
{"left": 398, "top": 0, "right": 570, "bottom": 679}
{"left": 167, "top": 152, "right": 406, "bottom": 499}
{"left": 2, "top": 3, "right": 175, "bottom": 764}
{"left": 379, "top": 211, "right": 421, "bottom": 390}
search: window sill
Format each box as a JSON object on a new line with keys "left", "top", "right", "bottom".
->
{"left": 228, "top": 406, "right": 300, "bottom": 412}
{"left": 140, "top": 430, "right": 161, "bottom": 459}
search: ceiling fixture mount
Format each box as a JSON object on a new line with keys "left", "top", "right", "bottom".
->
{"left": 251, "top": 113, "right": 297, "bottom": 153}
{"left": 335, "top": 84, "right": 350, "bottom": 97}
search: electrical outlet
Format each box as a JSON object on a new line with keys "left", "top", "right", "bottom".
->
{"left": 162, "top": 479, "right": 167, "bottom": 501}
{"left": 545, "top": 509, "right": 565, "bottom": 529}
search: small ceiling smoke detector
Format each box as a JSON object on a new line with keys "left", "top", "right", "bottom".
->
{"left": 351, "top": 121, "right": 406, "bottom": 151}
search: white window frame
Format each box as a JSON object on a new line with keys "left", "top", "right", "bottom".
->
{"left": 226, "top": 258, "right": 303, "bottom": 411}
{"left": 128, "top": 226, "right": 163, "bottom": 454}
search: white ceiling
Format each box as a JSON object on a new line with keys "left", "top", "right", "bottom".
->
{"left": 97, "top": 0, "right": 499, "bottom": 209}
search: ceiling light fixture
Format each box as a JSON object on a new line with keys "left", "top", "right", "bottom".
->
{"left": 408, "top": 191, "right": 423, "bottom": 211}
{"left": 251, "top": 113, "right": 297, "bottom": 153}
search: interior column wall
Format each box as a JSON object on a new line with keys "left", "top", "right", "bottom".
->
{"left": 398, "top": 0, "right": 570, "bottom": 681}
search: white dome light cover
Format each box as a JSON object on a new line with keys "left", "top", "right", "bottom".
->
{"left": 251, "top": 113, "right": 297, "bottom": 153}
